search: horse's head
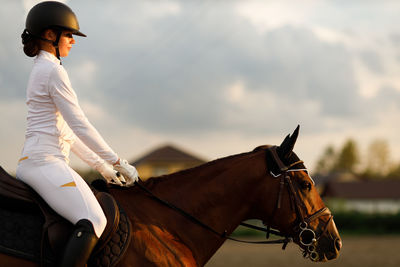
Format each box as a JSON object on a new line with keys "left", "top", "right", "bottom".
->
{"left": 256, "top": 125, "right": 341, "bottom": 262}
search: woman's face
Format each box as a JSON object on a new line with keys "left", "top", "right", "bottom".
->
{"left": 58, "top": 31, "right": 75, "bottom": 58}
{"left": 41, "top": 29, "right": 75, "bottom": 58}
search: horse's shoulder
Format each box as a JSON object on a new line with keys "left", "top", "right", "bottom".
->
{"left": 131, "top": 223, "right": 197, "bottom": 266}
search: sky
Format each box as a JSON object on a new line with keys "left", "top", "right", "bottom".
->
{"left": 1, "top": 0, "right": 400, "bottom": 174}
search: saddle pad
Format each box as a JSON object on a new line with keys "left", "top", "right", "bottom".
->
{"left": 0, "top": 201, "right": 131, "bottom": 267}
{"left": 88, "top": 205, "right": 132, "bottom": 267}
{"left": 0, "top": 204, "right": 50, "bottom": 264}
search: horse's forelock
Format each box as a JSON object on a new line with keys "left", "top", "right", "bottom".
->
{"left": 264, "top": 147, "right": 306, "bottom": 174}
{"left": 253, "top": 145, "right": 273, "bottom": 152}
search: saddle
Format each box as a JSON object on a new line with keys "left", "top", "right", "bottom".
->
{"left": 0, "top": 166, "right": 131, "bottom": 267}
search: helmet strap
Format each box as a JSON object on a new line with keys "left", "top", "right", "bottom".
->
{"left": 25, "top": 29, "right": 62, "bottom": 65}
{"left": 53, "top": 31, "right": 62, "bottom": 64}
{"left": 30, "top": 29, "right": 63, "bottom": 64}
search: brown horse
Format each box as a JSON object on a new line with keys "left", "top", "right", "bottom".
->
{"left": 1, "top": 126, "right": 341, "bottom": 266}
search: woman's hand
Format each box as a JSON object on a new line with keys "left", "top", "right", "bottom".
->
{"left": 97, "top": 163, "right": 124, "bottom": 186}
{"left": 113, "top": 159, "right": 139, "bottom": 187}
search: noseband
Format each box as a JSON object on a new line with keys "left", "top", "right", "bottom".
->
{"left": 267, "top": 146, "right": 333, "bottom": 261}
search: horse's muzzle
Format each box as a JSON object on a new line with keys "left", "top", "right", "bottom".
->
{"left": 310, "top": 235, "right": 342, "bottom": 262}
{"left": 300, "top": 214, "right": 342, "bottom": 262}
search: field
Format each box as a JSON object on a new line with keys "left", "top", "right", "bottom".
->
{"left": 206, "top": 235, "right": 400, "bottom": 267}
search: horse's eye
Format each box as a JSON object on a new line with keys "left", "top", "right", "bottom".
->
{"left": 301, "top": 181, "right": 312, "bottom": 191}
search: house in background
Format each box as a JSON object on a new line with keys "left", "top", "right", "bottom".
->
{"left": 313, "top": 171, "right": 360, "bottom": 194}
{"left": 131, "top": 144, "right": 207, "bottom": 180}
{"left": 322, "top": 179, "right": 400, "bottom": 214}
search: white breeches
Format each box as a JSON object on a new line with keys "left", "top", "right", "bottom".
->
{"left": 16, "top": 156, "right": 107, "bottom": 238}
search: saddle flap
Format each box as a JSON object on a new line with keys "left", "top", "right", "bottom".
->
{"left": 94, "top": 191, "right": 120, "bottom": 252}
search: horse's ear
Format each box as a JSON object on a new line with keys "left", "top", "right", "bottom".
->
{"left": 277, "top": 125, "right": 300, "bottom": 160}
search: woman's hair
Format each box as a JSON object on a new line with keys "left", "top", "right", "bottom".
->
{"left": 21, "top": 30, "right": 40, "bottom": 57}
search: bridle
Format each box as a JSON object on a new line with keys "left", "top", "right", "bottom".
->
{"left": 133, "top": 146, "right": 333, "bottom": 261}
{"left": 266, "top": 146, "right": 333, "bottom": 261}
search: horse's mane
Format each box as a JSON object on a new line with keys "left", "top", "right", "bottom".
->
{"left": 141, "top": 144, "right": 306, "bottom": 188}
{"left": 142, "top": 149, "right": 258, "bottom": 189}
{"left": 103, "top": 145, "right": 305, "bottom": 194}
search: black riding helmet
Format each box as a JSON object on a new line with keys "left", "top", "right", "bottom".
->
{"left": 24, "top": 1, "right": 86, "bottom": 59}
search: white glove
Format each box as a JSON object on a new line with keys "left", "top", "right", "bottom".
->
{"left": 97, "top": 163, "right": 124, "bottom": 186}
{"left": 113, "top": 159, "right": 139, "bottom": 187}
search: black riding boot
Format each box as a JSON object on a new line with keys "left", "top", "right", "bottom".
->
{"left": 58, "top": 219, "right": 99, "bottom": 267}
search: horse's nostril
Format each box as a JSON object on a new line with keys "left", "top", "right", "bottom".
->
{"left": 335, "top": 238, "right": 342, "bottom": 251}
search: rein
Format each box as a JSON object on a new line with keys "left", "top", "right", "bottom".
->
{"left": 133, "top": 146, "right": 332, "bottom": 257}
{"left": 135, "top": 181, "right": 292, "bottom": 245}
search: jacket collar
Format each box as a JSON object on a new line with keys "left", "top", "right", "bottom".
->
{"left": 35, "top": 50, "right": 61, "bottom": 65}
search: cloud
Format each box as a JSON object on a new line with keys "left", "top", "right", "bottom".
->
{"left": 125, "top": 25, "right": 360, "bottom": 133}
{"left": 235, "top": 0, "right": 319, "bottom": 32}
{"left": 64, "top": 2, "right": 365, "bottom": 136}
{"left": 0, "top": 100, "right": 27, "bottom": 173}
{"left": 22, "top": 0, "right": 69, "bottom": 14}
{"left": 2, "top": 0, "right": 400, "bottom": 172}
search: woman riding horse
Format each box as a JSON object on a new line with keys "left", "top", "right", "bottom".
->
{"left": 18, "top": 2, "right": 138, "bottom": 266}
{"left": 1, "top": 126, "right": 342, "bottom": 265}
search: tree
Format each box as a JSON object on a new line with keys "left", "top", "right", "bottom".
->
{"left": 362, "top": 139, "right": 391, "bottom": 178}
{"left": 334, "top": 138, "right": 360, "bottom": 173}
{"left": 315, "top": 145, "right": 336, "bottom": 175}
{"left": 386, "top": 164, "right": 400, "bottom": 179}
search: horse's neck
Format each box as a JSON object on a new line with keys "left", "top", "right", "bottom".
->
{"left": 145, "top": 151, "right": 266, "bottom": 262}
{"left": 153, "top": 151, "right": 261, "bottom": 211}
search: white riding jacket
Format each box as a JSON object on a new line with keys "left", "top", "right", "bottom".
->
{"left": 20, "top": 50, "right": 118, "bottom": 169}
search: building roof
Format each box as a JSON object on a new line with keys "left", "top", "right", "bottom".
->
{"left": 322, "top": 180, "right": 400, "bottom": 199}
{"left": 132, "top": 144, "right": 206, "bottom": 166}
